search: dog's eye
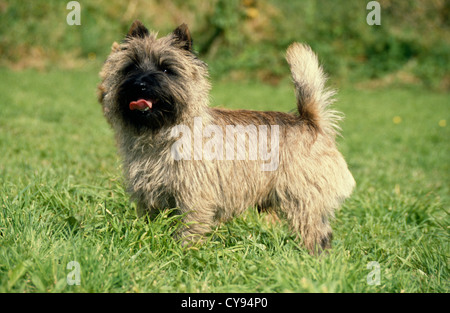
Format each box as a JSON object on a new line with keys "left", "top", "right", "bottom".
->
{"left": 161, "top": 66, "right": 175, "bottom": 76}
{"left": 121, "top": 62, "right": 139, "bottom": 75}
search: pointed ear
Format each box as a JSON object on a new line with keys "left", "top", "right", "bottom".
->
{"left": 172, "top": 23, "right": 193, "bottom": 51}
{"left": 127, "top": 20, "right": 149, "bottom": 39}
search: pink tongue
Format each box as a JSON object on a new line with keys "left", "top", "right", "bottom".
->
{"left": 129, "top": 99, "right": 152, "bottom": 111}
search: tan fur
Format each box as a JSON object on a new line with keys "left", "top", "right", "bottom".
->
{"left": 98, "top": 21, "right": 355, "bottom": 254}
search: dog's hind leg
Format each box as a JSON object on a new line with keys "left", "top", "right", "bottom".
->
{"left": 277, "top": 197, "right": 333, "bottom": 255}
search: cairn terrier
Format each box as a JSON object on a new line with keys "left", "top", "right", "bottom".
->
{"left": 98, "top": 20, "right": 355, "bottom": 253}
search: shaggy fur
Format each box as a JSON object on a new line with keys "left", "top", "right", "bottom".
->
{"left": 98, "top": 21, "right": 355, "bottom": 253}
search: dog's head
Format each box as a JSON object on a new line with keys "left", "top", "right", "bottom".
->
{"left": 99, "top": 21, "right": 210, "bottom": 133}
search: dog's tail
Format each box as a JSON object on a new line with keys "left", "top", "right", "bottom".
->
{"left": 286, "top": 43, "right": 341, "bottom": 136}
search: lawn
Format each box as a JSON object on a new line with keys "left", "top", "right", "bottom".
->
{"left": 0, "top": 67, "right": 448, "bottom": 292}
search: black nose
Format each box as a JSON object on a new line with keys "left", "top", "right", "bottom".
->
{"left": 134, "top": 72, "right": 159, "bottom": 91}
{"left": 139, "top": 82, "right": 147, "bottom": 91}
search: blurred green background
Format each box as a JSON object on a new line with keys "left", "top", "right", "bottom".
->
{"left": 1, "top": 0, "right": 449, "bottom": 293}
{"left": 1, "top": 0, "right": 449, "bottom": 89}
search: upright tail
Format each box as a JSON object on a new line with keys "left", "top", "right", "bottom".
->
{"left": 286, "top": 43, "right": 341, "bottom": 136}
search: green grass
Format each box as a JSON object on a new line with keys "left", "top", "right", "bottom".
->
{"left": 0, "top": 67, "right": 448, "bottom": 292}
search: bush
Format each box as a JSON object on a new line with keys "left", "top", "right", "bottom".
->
{"left": 0, "top": 0, "right": 448, "bottom": 89}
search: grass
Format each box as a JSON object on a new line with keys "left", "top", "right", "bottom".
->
{"left": 0, "top": 67, "right": 448, "bottom": 293}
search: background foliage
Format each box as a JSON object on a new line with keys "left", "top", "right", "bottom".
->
{"left": 0, "top": 0, "right": 449, "bottom": 89}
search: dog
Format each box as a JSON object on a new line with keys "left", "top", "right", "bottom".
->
{"left": 98, "top": 20, "right": 355, "bottom": 254}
